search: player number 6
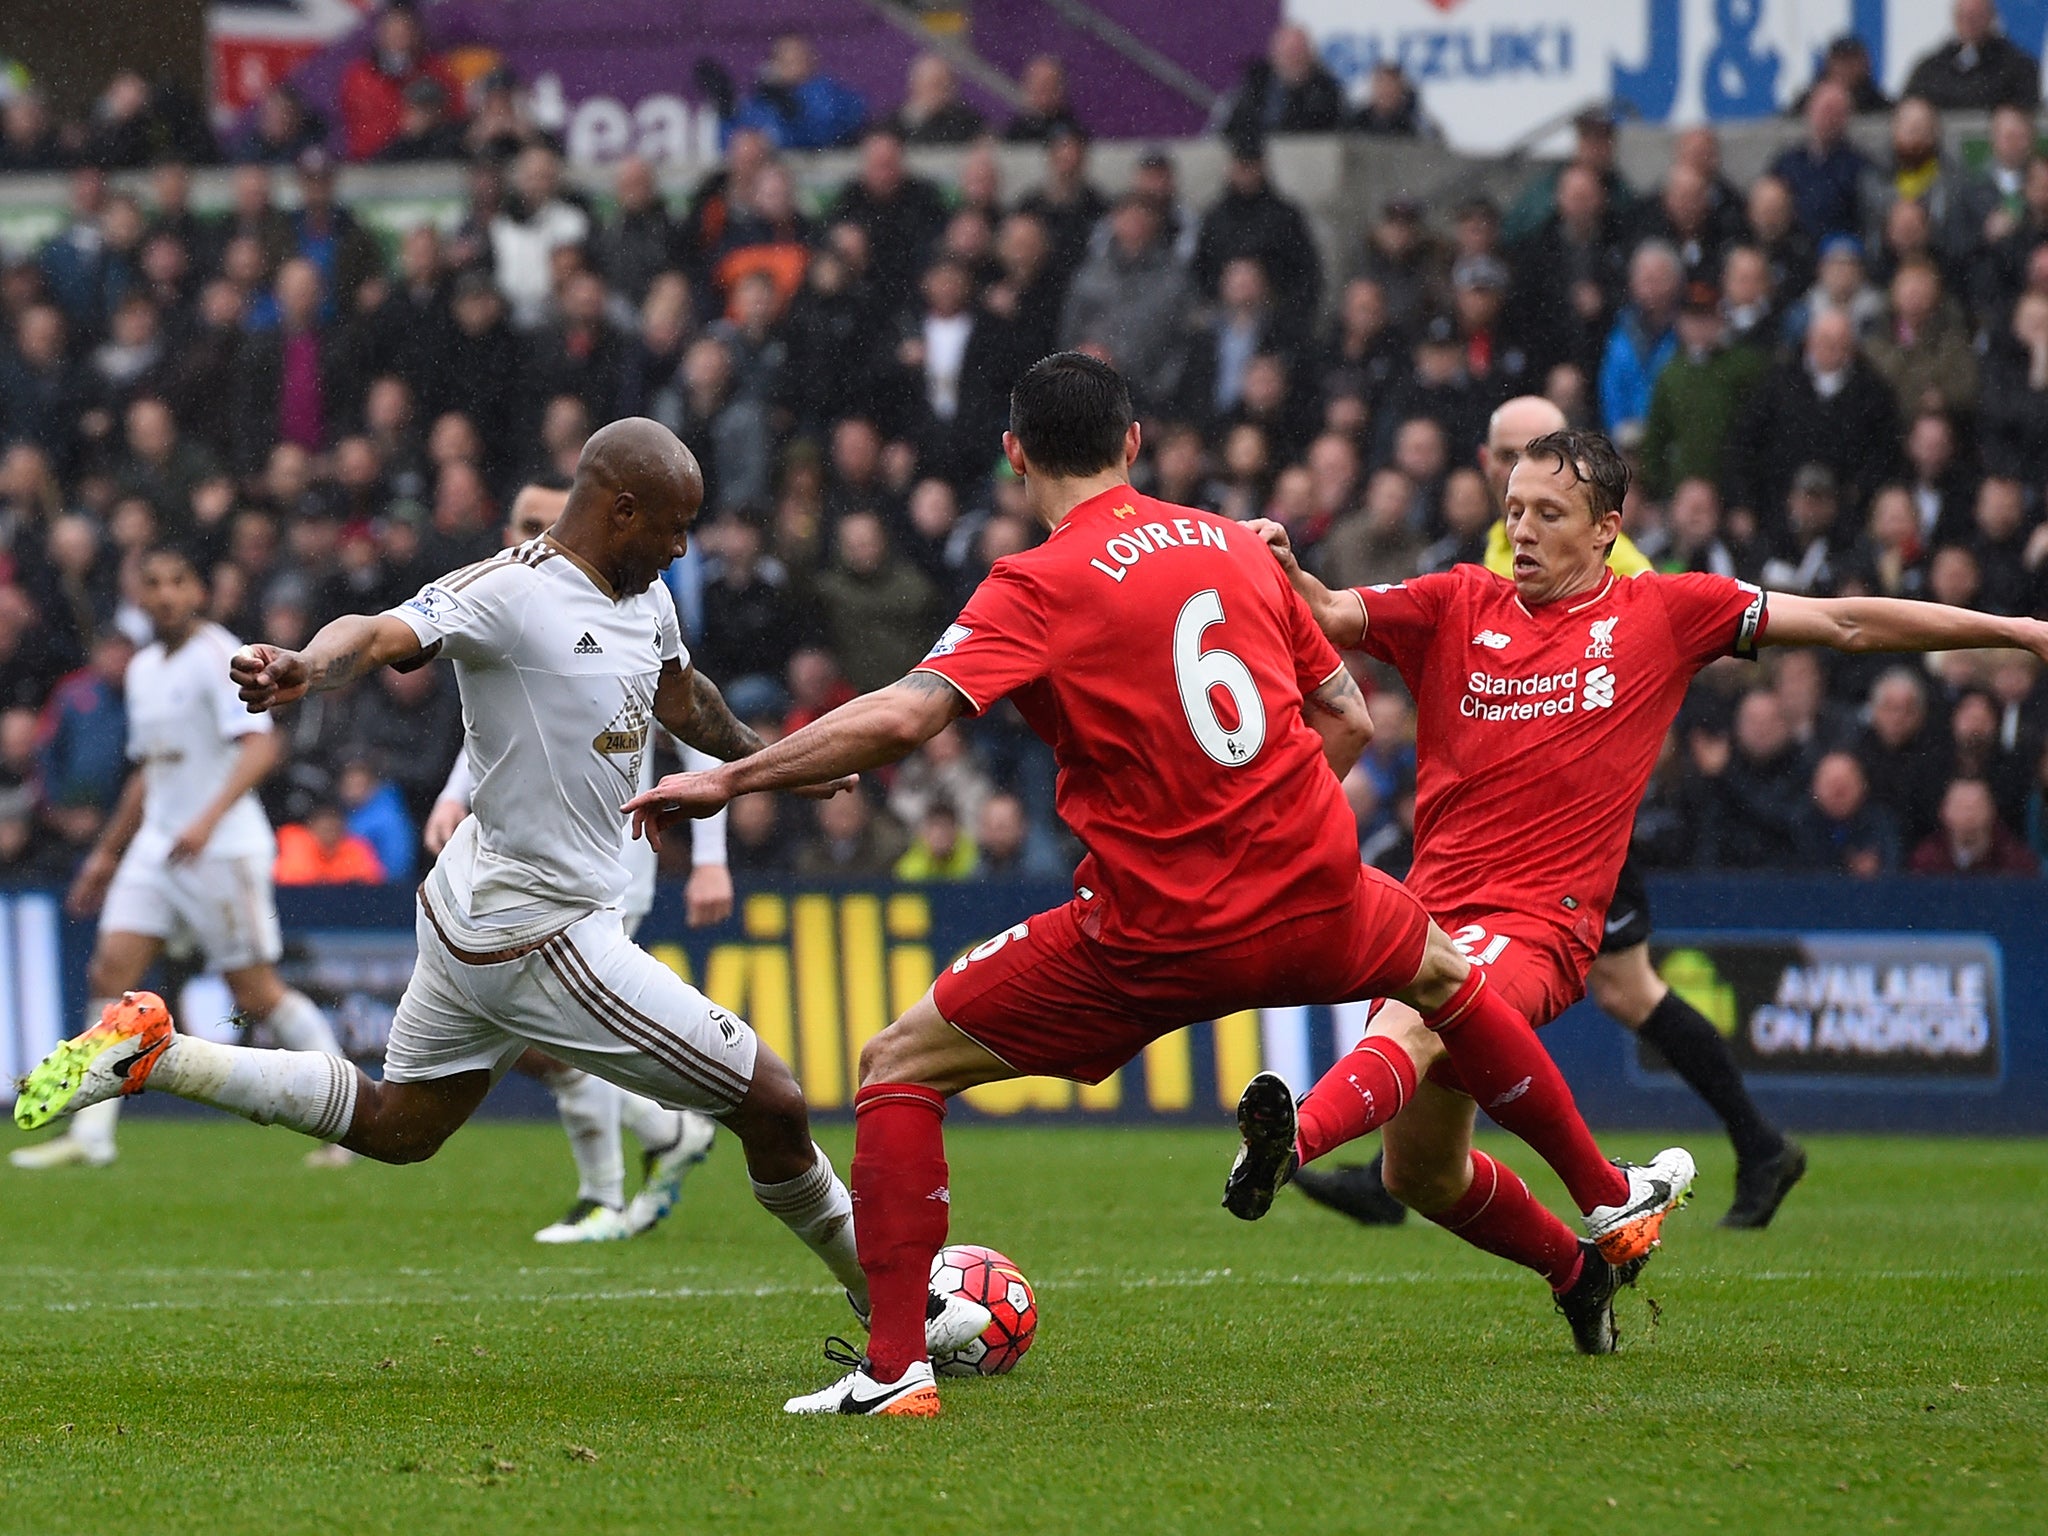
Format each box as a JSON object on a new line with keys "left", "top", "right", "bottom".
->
{"left": 1173, "top": 589, "right": 1267, "bottom": 768}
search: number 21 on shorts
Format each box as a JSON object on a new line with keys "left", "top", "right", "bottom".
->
{"left": 1450, "top": 924, "right": 1512, "bottom": 967}
{"left": 1174, "top": 589, "right": 1265, "bottom": 767}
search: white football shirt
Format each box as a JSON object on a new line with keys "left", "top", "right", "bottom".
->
{"left": 125, "top": 621, "right": 275, "bottom": 861}
{"left": 387, "top": 537, "right": 685, "bottom": 947}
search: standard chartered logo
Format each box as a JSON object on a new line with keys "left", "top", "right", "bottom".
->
{"left": 1582, "top": 666, "right": 1615, "bottom": 710}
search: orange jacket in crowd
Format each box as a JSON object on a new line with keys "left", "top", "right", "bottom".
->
{"left": 274, "top": 823, "right": 387, "bottom": 885}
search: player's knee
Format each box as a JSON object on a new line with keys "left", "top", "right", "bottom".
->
{"left": 1398, "top": 925, "right": 1473, "bottom": 1014}
{"left": 857, "top": 1030, "right": 904, "bottom": 1086}
{"left": 1587, "top": 953, "right": 1661, "bottom": 1028}
{"left": 1380, "top": 1152, "right": 1464, "bottom": 1215}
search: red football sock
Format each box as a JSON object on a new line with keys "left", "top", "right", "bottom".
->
{"left": 1427, "top": 1150, "right": 1585, "bottom": 1292}
{"left": 851, "top": 1083, "right": 951, "bottom": 1380}
{"left": 1295, "top": 1036, "right": 1419, "bottom": 1165}
{"left": 1423, "top": 971, "right": 1628, "bottom": 1213}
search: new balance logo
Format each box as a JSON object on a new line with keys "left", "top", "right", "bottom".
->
{"left": 1583, "top": 665, "right": 1615, "bottom": 709}
{"left": 1472, "top": 630, "right": 1512, "bottom": 650}
{"left": 1585, "top": 615, "right": 1618, "bottom": 658}
{"left": 1489, "top": 1076, "right": 1534, "bottom": 1110}
{"left": 573, "top": 633, "right": 603, "bottom": 655}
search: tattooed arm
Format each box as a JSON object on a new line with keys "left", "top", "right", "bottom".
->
{"left": 230, "top": 615, "right": 429, "bottom": 713}
{"left": 623, "top": 670, "right": 967, "bottom": 840}
{"left": 1304, "top": 665, "right": 1373, "bottom": 779}
{"left": 651, "top": 661, "right": 769, "bottom": 762}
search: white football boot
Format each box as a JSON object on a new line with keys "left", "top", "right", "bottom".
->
{"left": 1585, "top": 1147, "right": 1697, "bottom": 1264}
{"left": 621, "top": 1110, "right": 717, "bottom": 1235}
{"left": 9, "top": 1134, "right": 118, "bottom": 1170}
{"left": 785, "top": 1341, "right": 941, "bottom": 1417}
{"left": 534, "top": 1198, "right": 636, "bottom": 1244}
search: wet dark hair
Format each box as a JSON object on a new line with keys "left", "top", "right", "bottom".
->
{"left": 1521, "top": 428, "right": 1630, "bottom": 519}
{"left": 1008, "top": 351, "right": 1133, "bottom": 479}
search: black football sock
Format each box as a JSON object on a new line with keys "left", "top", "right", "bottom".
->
{"left": 1636, "top": 991, "right": 1784, "bottom": 1164}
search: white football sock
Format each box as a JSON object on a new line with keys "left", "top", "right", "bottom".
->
{"left": 547, "top": 1067, "right": 626, "bottom": 1208}
{"left": 150, "top": 1037, "right": 359, "bottom": 1142}
{"left": 753, "top": 1143, "right": 866, "bottom": 1307}
{"left": 68, "top": 1097, "right": 121, "bottom": 1153}
{"left": 619, "top": 1090, "right": 685, "bottom": 1154}
{"left": 260, "top": 989, "right": 343, "bottom": 1054}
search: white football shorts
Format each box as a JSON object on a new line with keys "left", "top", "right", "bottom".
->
{"left": 100, "top": 846, "right": 284, "bottom": 973}
{"left": 384, "top": 899, "right": 757, "bottom": 1114}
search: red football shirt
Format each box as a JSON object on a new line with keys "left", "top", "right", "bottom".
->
{"left": 916, "top": 487, "right": 1360, "bottom": 950}
{"left": 1357, "top": 565, "right": 1766, "bottom": 956}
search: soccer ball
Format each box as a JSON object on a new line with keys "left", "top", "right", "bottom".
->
{"left": 928, "top": 1243, "right": 1037, "bottom": 1377}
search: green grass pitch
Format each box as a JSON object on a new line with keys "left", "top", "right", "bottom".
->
{"left": 2, "top": 1119, "right": 2043, "bottom": 1535}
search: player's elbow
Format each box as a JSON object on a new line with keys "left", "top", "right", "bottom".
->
{"left": 1331, "top": 712, "right": 1373, "bottom": 763}
{"left": 875, "top": 700, "right": 942, "bottom": 756}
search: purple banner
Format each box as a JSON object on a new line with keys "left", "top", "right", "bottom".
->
{"left": 266, "top": 0, "right": 1274, "bottom": 162}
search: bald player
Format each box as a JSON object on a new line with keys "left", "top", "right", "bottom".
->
{"left": 422, "top": 476, "right": 732, "bottom": 1244}
{"left": 16, "top": 420, "right": 878, "bottom": 1315}
{"left": 1294, "top": 396, "right": 1803, "bottom": 1230}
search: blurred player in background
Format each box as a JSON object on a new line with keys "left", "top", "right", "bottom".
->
{"left": 1247, "top": 427, "right": 2048, "bottom": 1295}
{"left": 11, "top": 545, "right": 353, "bottom": 1171}
{"left": 13, "top": 420, "right": 896, "bottom": 1333}
{"left": 421, "top": 478, "right": 728, "bottom": 1243}
{"left": 1296, "top": 395, "right": 1805, "bottom": 1232}
{"left": 627, "top": 356, "right": 1694, "bottom": 1415}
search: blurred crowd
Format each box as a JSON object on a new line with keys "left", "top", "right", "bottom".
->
{"left": 7, "top": 5, "right": 2048, "bottom": 889}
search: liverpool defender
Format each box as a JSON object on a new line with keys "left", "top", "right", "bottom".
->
{"left": 1295, "top": 396, "right": 1804, "bottom": 1232}
{"left": 625, "top": 357, "right": 1692, "bottom": 1415}
{"left": 1232, "top": 427, "right": 2048, "bottom": 1315}
{"left": 12, "top": 420, "right": 887, "bottom": 1327}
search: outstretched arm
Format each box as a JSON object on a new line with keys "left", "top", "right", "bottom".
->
{"left": 1304, "top": 665, "right": 1373, "bottom": 778}
{"left": 1763, "top": 593, "right": 2048, "bottom": 661}
{"left": 231, "top": 614, "right": 429, "bottom": 712}
{"left": 1246, "top": 518, "right": 1367, "bottom": 648}
{"left": 622, "top": 671, "right": 966, "bottom": 843}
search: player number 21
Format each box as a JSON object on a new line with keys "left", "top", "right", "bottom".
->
{"left": 1173, "top": 589, "right": 1267, "bottom": 767}
{"left": 1449, "top": 924, "right": 1512, "bottom": 966}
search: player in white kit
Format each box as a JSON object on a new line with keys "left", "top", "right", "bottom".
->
{"left": 10, "top": 545, "right": 353, "bottom": 1171}
{"left": 430, "top": 736, "right": 729, "bottom": 1242}
{"left": 420, "top": 476, "right": 733, "bottom": 1242}
{"left": 12, "top": 420, "right": 875, "bottom": 1317}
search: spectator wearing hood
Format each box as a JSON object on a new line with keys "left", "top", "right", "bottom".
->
{"left": 338, "top": 2, "right": 463, "bottom": 162}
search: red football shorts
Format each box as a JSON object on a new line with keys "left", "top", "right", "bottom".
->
{"left": 932, "top": 864, "right": 1431, "bottom": 1084}
{"left": 1426, "top": 909, "right": 1590, "bottom": 1031}
{"left": 1377, "top": 910, "right": 1589, "bottom": 1100}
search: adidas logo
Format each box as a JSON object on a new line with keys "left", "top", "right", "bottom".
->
{"left": 573, "top": 632, "right": 603, "bottom": 655}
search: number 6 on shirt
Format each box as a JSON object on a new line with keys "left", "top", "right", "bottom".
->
{"left": 1174, "top": 589, "right": 1266, "bottom": 766}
